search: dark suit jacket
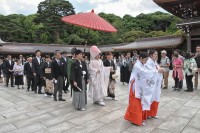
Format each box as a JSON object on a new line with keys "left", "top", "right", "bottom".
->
{"left": 60, "top": 57, "right": 68, "bottom": 77}
{"left": 70, "top": 59, "right": 89, "bottom": 92}
{"left": 4, "top": 60, "right": 15, "bottom": 74}
{"left": 0, "top": 63, "right": 2, "bottom": 76}
{"left": 32, "top": 57, "right": 44, "bottom": 76}
{"left": 51, "top": 59, "right": 64, "bottom": 79}
{"left": 24, "top": 62, "right": 34, "bottom": 77}
{"left": 103, "top": 59, "right": 116, "bottom": 80}
{"left": 20, "top": 59, "right": 25, "bottom": 65}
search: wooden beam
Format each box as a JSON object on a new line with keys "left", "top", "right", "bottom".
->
{"left": 153, "top": 0, "right": 177, "bottom": 4}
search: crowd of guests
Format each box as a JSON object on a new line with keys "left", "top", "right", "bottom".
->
{"left": 116, "top": 46, "right": 200, "bottom": 93}
{"left": 0, "top": 46, "right": 118, "bottom": 111}
{"left": 1, "top": 45, "right": 200, "bottom": 124}
{"left": 160, "top": 47, "right": 200, "bottom": 93}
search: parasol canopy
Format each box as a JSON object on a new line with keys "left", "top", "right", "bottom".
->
{"left": 61, "top": 9, "right": 117, "bottom": 32}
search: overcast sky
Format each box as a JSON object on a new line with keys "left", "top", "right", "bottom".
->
{"left": 0, "top": 0, "right": 166, "bottom": 17}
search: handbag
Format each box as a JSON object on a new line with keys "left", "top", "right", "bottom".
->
{"left": 112, "top": 73, "right": 118, "bottom": 79}
{"left": 13, "top": 72, "right": 19, "bottom": 77}
{"left": 192, "top": 67, "right": 198, "bottom": 74}
{"left": 189, "top": 62, "right": 198, "bottom": 74}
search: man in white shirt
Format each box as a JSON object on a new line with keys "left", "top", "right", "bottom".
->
{"left": 32, "top": 50, "right": 44, "bottom": 94}
{"left": 160, "top": 50, "right": 170, "bottom": 89}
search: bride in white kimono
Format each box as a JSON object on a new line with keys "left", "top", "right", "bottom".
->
{"left": 145, "top": 50, "right": 163, "bottom": 118}
{"left": 88, "top": 46, "right": 112, "bottom": 106}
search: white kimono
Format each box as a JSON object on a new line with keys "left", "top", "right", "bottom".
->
{"left": 129, "top": 60, "right": 158, "bottom": 110}
{"left": 145, "top": 58, "right": 163, "bottom": 102}
{"left": 88, "top": 59, "right": 110, "bottom": 102}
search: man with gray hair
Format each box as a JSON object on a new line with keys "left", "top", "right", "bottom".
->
{"left": 51, "top": 50, "right": 65, "bottom": 101}
{"left": 24, "top": 57, "right": 34, "bottom": 91}
{"left": 160, "top": 50, "right": 170, "bottom": 89}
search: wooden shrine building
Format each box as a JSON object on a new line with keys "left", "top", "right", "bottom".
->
{"left": 154, "top": 0, "right": 200, "bottom": 52}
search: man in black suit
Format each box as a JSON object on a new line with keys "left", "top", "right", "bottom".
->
{"left": 19, "top": 55, "right": 24, "bottom": 65}
{"left": 60, "top": 51, "right": 69, "bottom": 93}
{"left": 24, "top": 57, "right": 34, "bottom": 91}
{"left": 32, "top": 50, "right": 44, "bottom": 94}
{"left": 4, "top": 55, "right": 15, "bottom": 87}
{"left": 51, "top": 51, "right": 65, "bottom": 101}
{"left": 0, "top": 57, "right": 3, "bottom": 83}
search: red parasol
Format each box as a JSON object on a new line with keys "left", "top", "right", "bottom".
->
{"left": 61, "top": 9, "right": 117, "bottom": 32}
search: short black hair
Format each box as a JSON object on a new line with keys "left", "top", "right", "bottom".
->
{"left": 45, "top": 55, "right": 50, "bottom": 59}
{"left": 149, "top": 50, "right": 157, "bottom": 57}
{"left": 71, "top": 47, "right": 77, "bottom": 54}
{"left": 139, "top": 52, "right": 148, "bottom": 59}
{"left": 15, "top": 59, "right": 19, "bottom": 62}
{"left": 105, "top": 52, "right": 112, "bottom": 56}
{"left": 54, "top": 50, "right": 61, "bottom": 56}
{"left": 62, "top": 51, "right": 67, "bottom": 55}
{"left": 174, "top": 53, "right": 179, "bottom": 58}
{"left": 35, "top": 50, "right": 41, "bottom": 54}
{"left": 75, "top": 50, "right": 83, "bottom": 55}
{"left": 185, "top": 52, "right": 191, "bottom": 59}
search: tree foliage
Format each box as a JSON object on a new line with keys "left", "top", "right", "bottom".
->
{"left": 0, "top": 0, "right": 182, "bottom": 45}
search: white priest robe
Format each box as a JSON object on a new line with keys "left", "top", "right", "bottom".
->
{"left": 130, "top": 60, "right": 158, "bottom": 110}
{"left": 88, "top": 59, "right": 110, "bottom": 102}
{"left": 145, "top": 58, "right": 163, "bottom": 102}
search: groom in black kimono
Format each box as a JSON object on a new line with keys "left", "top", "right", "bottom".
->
{"left": 70, "top": 50, "right": 89, "bottom": 111}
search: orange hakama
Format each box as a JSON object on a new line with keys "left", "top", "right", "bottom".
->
{"left": 148, "top": 101, "right": 159, "bottom": 117}
{"left": 124, "top": 82, "right": 147, "bottom": 126}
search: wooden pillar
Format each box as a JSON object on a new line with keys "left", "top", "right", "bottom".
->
{"left": 186, "top": 32, "right": 191, "bottom": 52}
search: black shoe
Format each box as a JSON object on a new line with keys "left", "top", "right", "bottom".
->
{"left": 11, "top": 86, "right": 15, "bottom": 87}
{"left": 64, "top": 91, "right": 68, "bottom": 94}
{"left": 172, "top": 86, "right": 175, "bottom": 88}
{"left": 54, "top": 97, "right": 57, "bottom": 101}
{"left": 18, "top": 87, "right": 20, "bottom": 89}
{"left": 184, "top": 90, "right": 190, "bottom": 92}
{"left": 177, "top": 88, "right": 182, "bottom": 91}
{"left": 59, "top": 98, "right": 66, "bottom": 101}
{"left": 163, "top": 87, "right": 168, "bottom": 89}
{"left": 38, "top": 92, "right": 44, "bottom": 94}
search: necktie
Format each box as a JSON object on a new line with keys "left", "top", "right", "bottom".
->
{"left": 57, "top": 60, "right": 60, "bottom": 66}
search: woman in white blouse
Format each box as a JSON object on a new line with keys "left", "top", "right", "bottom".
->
{"left": 13, "top": 59, "right": 24, "bottom": 89}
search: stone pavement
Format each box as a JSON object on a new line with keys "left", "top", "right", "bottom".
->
{"left": 0, "top": 73, "right": 200, "bottom": 133}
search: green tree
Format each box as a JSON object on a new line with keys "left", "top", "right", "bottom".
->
{"left": 34, "top": 0, "right": 75, "bottom": 44}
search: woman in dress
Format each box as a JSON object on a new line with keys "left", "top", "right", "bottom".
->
{"left": 119, "top": 54, "right": 129, "bottom": 85}
{"left": 13, "top": 59, "right": 24, "bottom": 89}
{"left": 172, "top": 53, "right": 184, "bottom": 91}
